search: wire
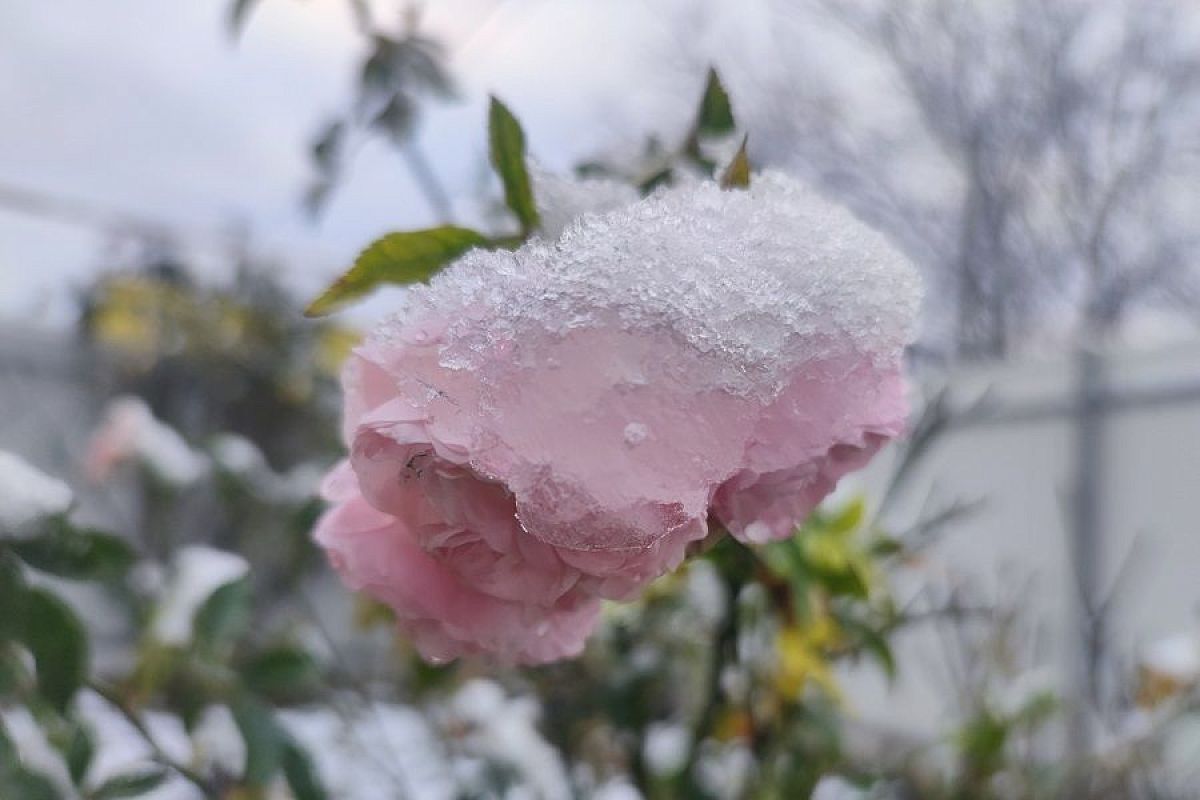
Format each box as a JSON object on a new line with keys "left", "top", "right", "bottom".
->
{"left": 0, "top": 180, "right": 225, "bottom": 247}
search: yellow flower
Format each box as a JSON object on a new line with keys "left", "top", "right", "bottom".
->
{"left": 773, "top": 612, "right": 843, "bottom": 701}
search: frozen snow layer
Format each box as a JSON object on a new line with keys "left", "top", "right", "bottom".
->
{"left": 375, "top": 170, "right": 922, "bottom": 397}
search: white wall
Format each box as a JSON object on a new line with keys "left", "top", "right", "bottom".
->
{"left": 844, "top": 341, "right": 1200, "bottom": 733}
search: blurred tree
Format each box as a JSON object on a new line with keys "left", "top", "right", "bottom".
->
{"left": 231, "top": 0, "right": 458, "bottom": 220}
{"left": 754, "top": 0, "right": 1200, "bottom": 359}
{"left": 79, "top": 252, "right": 350, "bottom": 469}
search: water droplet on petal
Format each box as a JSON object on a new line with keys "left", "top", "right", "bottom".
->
{"left": 623, "top": 422, "right": 649, "bottom": 447}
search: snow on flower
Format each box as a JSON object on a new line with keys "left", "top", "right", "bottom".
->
{"left": 85, "top": 396, "right": 208, "bottom": 486}
{"left": 0, "top": 449, "right": 73, "bottom": 534}
{"left": 315, "top": 171, "right": 921, "bottom": 664}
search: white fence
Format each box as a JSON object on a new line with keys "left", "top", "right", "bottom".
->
{"left": 850, "top": 340, "right": 1200, "bottom": 738}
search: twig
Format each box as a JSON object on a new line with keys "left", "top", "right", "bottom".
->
{"left": 676, "top": 566, "right": 741, "bottom": 795}
{"left": 88, "top": 680, "right": 216, "bottom": 798}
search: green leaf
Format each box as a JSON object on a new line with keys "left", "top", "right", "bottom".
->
{"left": 798, "top": 537, "right": 871, "bottom": 599}
{"left": 693, "top": 67, "right": 736, "bottom": 138}
{"left": 0, "top": 550, "right": 27, "bottom": 642}
{"left": 232, "top": 695, "right": 285, "bottom": 787}
{"left": 0, "top": 718, "right": 15, "bottom": 765}
{"left": 826, "top": 497, "right": 866, "bottom": 537}
{"left": 305, "top": 226, "right": 489, "bottom": 316}
{"left": 242, "top": 646, "right": 319, "bottom": 700}
{"left": 683, "top": 68, "right": 736, "bottom": 173}
{"left": 92, "top": 766, "right": 169, "bottom": 799}
{"left": 0, "top": 764, "right": 59, "bottom": 800}
{"left": 958, "top": 710, "right": 1009, "bottom": 776}
{"left": 488, "top": 96, "right": 540, "bottom": 235}
{"left": 857, "top": 624, "right": 897, "bottom": 681}
{"left": 718, "top": 135, "right": 751, "bottom": 190}
{"left": 21, "top": 588, "right": 88, "bottom": 712}
{"left": 702, "top": 535, "right": 757, "bottom": 585}
{"left": 282, "top": 739, "right": 327, "bottom": 800}
{"left": 11, "top": 523, "right": 135, "bottom": 582}
{"left": 192, "top": 578, "right": 252, "bottom": 655}
{"left": 868, "top": 535, "right": 904, "bottom": 558}
{"left": 0, "top": 644, "right": 28, "bottom": 696}
{"left": 65, "top": 721, "right": 94, "bottom": 786}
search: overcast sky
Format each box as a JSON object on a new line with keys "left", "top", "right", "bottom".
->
{"left": 1, "top": 0, "right": 785, "bottom": 324}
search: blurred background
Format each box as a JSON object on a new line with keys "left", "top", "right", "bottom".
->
{"left": 3, "top": 1, "right": 1200, "bottom": 798}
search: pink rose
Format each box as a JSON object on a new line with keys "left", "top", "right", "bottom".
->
{"left": 315, "top": 172, "right": 921, "bottom": 664}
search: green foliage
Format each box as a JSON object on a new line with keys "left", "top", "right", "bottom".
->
{"left": 242, "top": 645, "right": 320, "bottom": 700}
{"left": 302, "top": 71, "right": 754, "bottom": 317}
{"left": 305, "top": 226, "right": 490, "bottom": 316}
{"left": 64, "top": 720, "right": 95, "bottom": 786}
{"left": 692, "top": 67, "right": 736, "bottom": 139}
{"left": 0, "top": 764, "right": 59, "bottom": 800}
{"left": 0, "top": 549, "right": 27, "bottom": 642}
{"left": 80, "top": 263, "right": 348, "bottom": 473}
{"left": 282, "top": 738, "right": 328, "bottom": 800}
{"left": 15, "top": 56, "right": 1181, "bottom": 798}
{"left": 682, "top": 68, "right": 738, "bottom": 174}
{"left": 718, "top": 135, "right": 751, "bottom": 190}
{"left": 0, "top": 266, "right": 341, "bottom": 798}
{"left": 11, "top": 519, "right": 135, "bottom": 582}
{"left": 193, "top": 577, "right": 254, "bottom": 659}
{"left": 488, "top": 95, "right": 541, "bottom": 236}
{"left": 22, "top": 587, "right": 88, "bottom": 713}
{"left": 232, "top": 693, "right": 286, "bottom": 787}
{"left": 0, "top": 719, "right": 14, "bottom": 768}
{"left": 92, "top": 767, "right": 169, "bottom": 799}
{"left": 305, "top": 94, "right": 558, "bottom": 316}
{"left": 2, "top": 717, "right": 58, "bottom": 798}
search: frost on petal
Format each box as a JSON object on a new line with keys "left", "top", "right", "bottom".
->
{"left": 153, "top": 545, "right": 250, "bottom": 645}
{"left": 0, "top": 450, "right": 73, "bottom": 534}
{"left": 318, "top": 171, "right": 921, "bottom": 663}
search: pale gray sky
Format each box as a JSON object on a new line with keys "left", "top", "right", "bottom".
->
{"left": 1, "top": 0, "right": 779, "bottom": 324}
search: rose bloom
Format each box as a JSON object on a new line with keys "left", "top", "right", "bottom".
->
{"left": 315, "top": 172, "right": 921, "bottom": 664}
